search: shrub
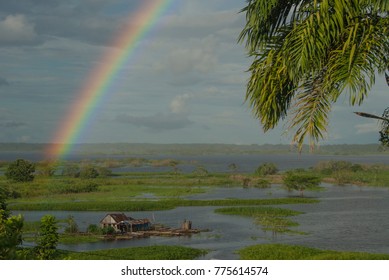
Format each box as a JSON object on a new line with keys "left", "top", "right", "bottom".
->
{"left": 51, "top": 181, "right": 98, "bottom": 194}
{"left": 283, "top": 171, "right": 321, "bottom": 197}
{"left": 87, "top": 224, "right": 102, "bottom": 234}
{"left": 5, "top": 159, "right": 35, "bottom": 182}
{"left": 96, "top": 167, "right": 112, "bottom": 178}
{"left": 253, "top": 178, "right": 271, "bottom": 188}
{"left": 79, "top": 166, "right": 99, "bottom": 179}
{"left": 102, "top": 226, "right": 115, "bottom": 235}
{"left": 64, "top": 215, "right": 79, "bottom": 234}
{"left": 255, "top": 163, "right": 278, "bottom": 176}
{"left": 62, "top": 164, "right": 80, "bottom": 178}
{"left": 35, "top": 215, "right": 59, "bottom": 260}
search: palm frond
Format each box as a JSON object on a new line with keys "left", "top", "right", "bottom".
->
{"left": 288, "top": 74, "right": 332, "bottom": 151}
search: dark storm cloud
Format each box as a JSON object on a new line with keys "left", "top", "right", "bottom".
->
{"left": 116, "top": 112, "right": 194, "bottom": 131}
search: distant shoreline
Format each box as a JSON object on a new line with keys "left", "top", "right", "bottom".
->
{"left": 0, "top": 143, "right": 388, "bottom": 156}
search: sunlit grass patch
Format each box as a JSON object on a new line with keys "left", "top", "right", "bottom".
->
{"left": 238, "top": 244, "right": 389, "bottom": 260}
{"left": 215, "top": 206, "right": 304, "bottom": 234}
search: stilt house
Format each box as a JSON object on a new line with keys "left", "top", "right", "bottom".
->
{"left": 100, "top": 213, "right": 151, "bottom": 233}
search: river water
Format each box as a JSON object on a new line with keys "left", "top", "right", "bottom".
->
{"left": 15, "top": 183, "right": 389, "bottom": 259}
{"left": 6, "top": 152, "right": 389, "bottom": 259}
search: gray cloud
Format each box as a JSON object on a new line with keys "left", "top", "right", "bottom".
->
{"left": 116, "top": 112, "right": 194, "bottom": 131}
{"left": 0, "top": 0, "right": 144, "bottom": 46}
{"left": 0, "top": 14, "right": 41, "bottom": 46}
{"left": 0, "top": 120, "right": 26, "bottom": 128}
{"left": 0, "top": 76, "right": 9, "bottom": 86}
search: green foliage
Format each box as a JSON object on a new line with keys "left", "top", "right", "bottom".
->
{"left": 57, "top": 245, "right": 207, "bottom": 260}
{"left": 283, "top": 170, "right": 321, "bottom": 196}
{"left": 215, "top": 206, "right": 302, "bottom": 234}
{"left": 101, "top": 226, "right": 115, "bottom": 235}
{"left": 9, "top": 197, "right": 318, "bottom": 212}
{"left": 228, "top": 163, "right": 239, "bottom": 172}
{"left": 62, "top": 164, "right": 80, "bottom": 178}
{"left": 0, "top": 210, "right": 24, "bottom": 260}
{"left": 5, "top": 159, "right": 35, "bottom": 182}
{"left": 96, "top": 166, "right": 112, "bottom": 178}
{"left": 314, "top": 160, "right": 389, "bottom": 185}
{"left": 255, "top": 162, "right": 278, "bottom": 176}
{"left": 35, "top": 215, "right": 59, "bottom": 260}
{"left": 87, "top": 224, "right": 102, "bottom": 234}
{"left": 0, "top": 185, "right": 25, "bottom": 260}
{"left": 239, "top": 0, "right": 389, "bottom": 150}
{"left": 35, "top": 160, "right": 57, "bottom": 177}
{"left": 0, "top": 186, "right": 10, "bottom": 217}
{"left": 79, "top": 166, "right": 99, "bottom": 179}
{"left": 193, "top": 165, "right": 209, "bottom": 176}
{"left": 51, "top": 180, "right": 99, "bottom": 194}
{"left": 238, "top": 244, "right": 389, "bottom": 260}
{"left": 252, "top": 178, "right": 271, "bottom": 188}
{"left": 64, "top": 215, "right": 79, "bottom": 234}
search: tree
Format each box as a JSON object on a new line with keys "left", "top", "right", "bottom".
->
{"left": 239, "top": 0, "right": 389, "bottom": 150}
{"left": 5, "top": 159, "right": 35, "bottom": 182}
{"left": 35, "top": 215, "right": 59, "bottom": 260}
{"left": 0, "top": 212, "right": 24, "bottom": 260}
{"left": 283, "top": 171, "right": 321, "bottom": 197}
{"left": 0, "top": 186, "right": 24, "bottom": 260}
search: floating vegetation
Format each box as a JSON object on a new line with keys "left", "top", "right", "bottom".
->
{"left": 215, "top": 206, "right": 305, "bottom": 235}
{"left": 238, "top": 244, "right": 389, "bottom": 260}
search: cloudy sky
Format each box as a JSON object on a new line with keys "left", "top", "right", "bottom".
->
{"left": 0, "top": 0, "right": 387, "bottom": 145}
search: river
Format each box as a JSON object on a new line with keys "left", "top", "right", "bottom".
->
{"left": 14, "top": 183, "right": 389, "bottom": 259}
{"left": 5, "top": 152, "right": 389, "bottom": 259}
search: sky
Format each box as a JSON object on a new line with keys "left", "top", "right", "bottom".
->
{"left": 0, "top": 0, "right": 387, "bottom": 146}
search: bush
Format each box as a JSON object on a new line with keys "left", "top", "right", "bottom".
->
{"left": 79, "top": 166, "right": 99, "bottom": 179}
{"left": 61, "top": 164, "right": 80, "bottom": 178}
{"left": 87, "top": 224, "right": 102, "bottom": 234}
{"left": 64, "top": 215, "right": 79, "bottom": 234}
{"left": 255, "top": 163, "right": 278, "bottom": 176}
{"left": 283, "top": 171, "right": 321, "bottom": 197}
{"left": 35, "top": 215, "right": 59, "bottom": 260}
{"left": 51, "top": 181, "right": 98, "bottom": 194}
{"left": 253, "top": 178, "right": 271, "bottom": 188}
{"left": 102, "top": 226, "right": 115, "bottom": 235}
{"left": 5, "top": 159, "right": 35, "bottom": 182}
{"left": 96, "top": 167, "right": 112, "bottom": 178}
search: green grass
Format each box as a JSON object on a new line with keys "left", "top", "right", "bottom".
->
{"left": 8, "top": 197, "right": 318, "bottom": 211}
{"left": 56, "top": 245, "right": 207, "bottom": 260}
{"left": 215, "top": 206, "right": 303, "bottom": 234}
{"left": 238, "top": 244, "right": 389, "bottom": 260}
{"left": 58, "top": 234, "right": 102, "bottom": 244}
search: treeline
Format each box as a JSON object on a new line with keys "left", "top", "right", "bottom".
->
{"left": 0, "top": 143, "right": 388, "bottom": 155}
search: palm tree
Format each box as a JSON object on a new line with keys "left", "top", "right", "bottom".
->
{"left": 239, "top": 0, "right": 389, "bottom": 151}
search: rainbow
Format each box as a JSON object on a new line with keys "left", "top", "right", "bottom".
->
{"left": 46, "top": 0, "right": 173, "bottom": 159}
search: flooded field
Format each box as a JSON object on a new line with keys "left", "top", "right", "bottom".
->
{"left": 15, "top": 183, "right": 389, "bottom": 259}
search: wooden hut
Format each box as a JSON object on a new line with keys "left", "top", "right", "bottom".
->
{"left": 100, "top": 213, "right": 151, "bottom": 233}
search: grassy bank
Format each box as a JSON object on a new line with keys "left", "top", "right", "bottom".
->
{"left": 9, "top": 197, "right": 318, "bottom": 211}
{"left": 16, "top": 245, "right": 207, "bottom": 260}
{"left": 238, "top": 244, "right": 389, "bottom": 260}
{"left": 215, "top": 206, "right": 303, "bottom": 234}
{"left": 57, "top": 245, "right": 207, "bottom": 260}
